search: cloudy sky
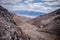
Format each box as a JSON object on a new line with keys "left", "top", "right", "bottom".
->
{"left": 0, "top": 0, "right": 60, "bottom": 18}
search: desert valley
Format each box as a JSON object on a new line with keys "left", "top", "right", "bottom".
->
{"left": 0, "top": 5, "right": 60, "bottom": 40}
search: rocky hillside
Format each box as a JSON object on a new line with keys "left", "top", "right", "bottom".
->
{"left": 31, "top": 9, "right": 60, "bottom": 28}
{"left": 28, "top": 9, "right": 60, "bottom": 40}
{"left": 13, "top": 14, "right": 32, "bottom": 26}
{"left": 0, "top": 5, "right": 30, "bottom": 40}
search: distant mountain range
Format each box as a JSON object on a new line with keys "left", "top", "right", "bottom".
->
{"left": 0, "top": 5, "right": 60, "bottom": 40}
{"left": 12, "top": 10, "right": 45, "bottom": 17}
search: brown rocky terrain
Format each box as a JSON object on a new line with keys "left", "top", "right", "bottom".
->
{"left": 31, "top": 9, "right": 60, "bottom": 28}
{"left": 13, "top": 14, "right": 32, "bottom": 26}
{"left": 0, "top": 5, "right": 30, "bottom": 40}
{"left": 0, "top": 5, "right": 60, "bottom": 40}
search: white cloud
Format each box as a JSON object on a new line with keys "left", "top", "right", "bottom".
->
{"left": 10, "top": 3, "right": 53, "bottom": 13}
{"left": 42, "top": 0, "right": 55, "bottom": 1}
{"left": 44, "top": 0, "right": 60, "bottom": 6}
{"left": 1, "top": 2, "right": 56, "bottom": 13}
{"left": 0, "top": 0, "right": 22, "bottom": 4}
{"left": 45, "top": 2, "right": 60, "bottom": 6}
{"left": 26, "top": 0, "right": 34, "bottom": 2}
{"left": 0, "top": 0, "right": 60, "bottom": 13}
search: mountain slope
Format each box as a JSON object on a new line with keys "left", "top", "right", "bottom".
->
{"left": 13, "top": 14, "right": 32, "bottom": 26}
{"left": 29, "top": 9, "right": 60, "bottom": 40}
{"left": 0, "top": 5, "right": 29, "bottom": 40}
{"left": 31, "top": 9, "right": 60, "bottom": 28}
